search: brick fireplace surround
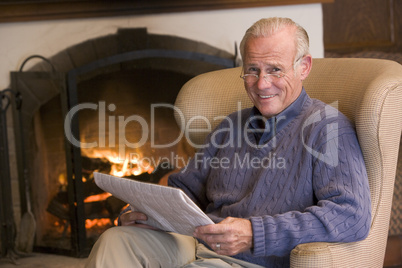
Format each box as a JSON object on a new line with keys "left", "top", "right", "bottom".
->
{"left": 1, "top": 27, "right": 235, "bottom": 259}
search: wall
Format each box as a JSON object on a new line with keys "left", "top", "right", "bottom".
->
{"left": 0, "top": 3, "right": 323, "bottom": 91}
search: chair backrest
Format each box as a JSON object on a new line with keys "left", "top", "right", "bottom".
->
{"left": 174, "top": 58, "right": 402, "bottom": 267}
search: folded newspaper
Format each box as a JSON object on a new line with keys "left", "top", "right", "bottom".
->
{"left": 94, "top": 172, "right": 214, "bottom": 236}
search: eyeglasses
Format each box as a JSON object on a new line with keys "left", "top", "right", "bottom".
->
{"left": 240, "top": 72, "right": 286, "bottom": 84}
{"left": 240, "top": 55, "right": 305, "bottom": 84}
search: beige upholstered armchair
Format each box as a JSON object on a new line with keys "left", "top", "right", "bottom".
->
{"left": 174, "top": 58, "right": 402, "bottom": 267}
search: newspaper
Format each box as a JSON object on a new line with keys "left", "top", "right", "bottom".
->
{"left": 94, "top": 172, "right": 214, "bottom": 236}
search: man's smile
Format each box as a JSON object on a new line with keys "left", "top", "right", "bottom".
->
{"left": 258, "top": 94, "right": 277, "bottom": 99}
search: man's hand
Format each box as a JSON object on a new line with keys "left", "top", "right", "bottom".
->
{"left": 120, "top": 210, "right": 159, "bottom": 230}
{"left": 193, "top": 217, "right": 253, "bottom": 256}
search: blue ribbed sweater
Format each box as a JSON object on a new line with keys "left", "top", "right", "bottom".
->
{"left": 169, "top": 91, "right": 371, "bottom": 267}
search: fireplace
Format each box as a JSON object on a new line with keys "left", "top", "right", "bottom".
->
{"left": 6, "top": 28, "right": 235, "bottom": 257}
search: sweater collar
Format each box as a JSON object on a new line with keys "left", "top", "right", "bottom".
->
{"left": 248, "top": 88, "right": 308, "bottom": 145}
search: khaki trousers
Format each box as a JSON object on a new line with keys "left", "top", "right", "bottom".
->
{"left": 85, "top": 226, "right": 264, "bottom": 268}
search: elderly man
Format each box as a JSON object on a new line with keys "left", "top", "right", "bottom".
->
{"left": 86, "top": 17, "right": 371, "bottom": 267}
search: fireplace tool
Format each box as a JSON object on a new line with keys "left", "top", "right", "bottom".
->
{"left": 0, "top": 87, "right": 35, "bottom": 263}
{"left": 0, "top": 89, "right": 19, "bottom": 263}
{"left": 13, "top": 90, "right": 36, "bottom": 253}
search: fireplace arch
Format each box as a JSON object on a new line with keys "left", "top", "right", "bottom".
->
{"left": 11, "top": 27, "right": 236, "bottom": 256}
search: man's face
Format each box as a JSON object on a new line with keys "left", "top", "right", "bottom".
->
{"left": 242, "top": 27, "right": 311, "bottom": 118}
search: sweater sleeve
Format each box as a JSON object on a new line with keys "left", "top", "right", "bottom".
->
{"left": 168, "top": 149, "right": 212, "bottom": 213}
{"left": 250, "top": 124, "right": 372, "bottom": 257}
{"left": 168, "top": 116, "right": 232, "bottom": 216}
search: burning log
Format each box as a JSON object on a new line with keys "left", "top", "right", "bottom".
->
{"left": 47, "top": 194, "right": 126, "bottom": 224}
{"left": 81, "top": 156, "right": 112, "bottom": 179}
{"left": 47, "top": 196, "right": 69, "bottom": 221}
{"left": 47, "top": 157, "right": 175, "bottom": 233}
{"left": 105, "top": 196, "right": 127, "bottom": 221}
{"left": 83, "top": 177, "right": 105, "bottom": 198}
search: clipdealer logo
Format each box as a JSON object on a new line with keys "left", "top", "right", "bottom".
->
{"left": 301, "top": 101, "right": 339, "bottom": 167}
{"left": 64, "top": 101, "right": 340, "bottom": 168}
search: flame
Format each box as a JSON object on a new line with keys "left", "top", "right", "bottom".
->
{"left": 85, "top": 218, "right": 111, "bottom": 229}
{"left": 84, "top": 192, "right": 111, "bottom": 203}
{"left": 82, "top": 150, "right": 154, "bottom": 177}
{"left": 59, "top": 150, "right": 155, "bottom": 232}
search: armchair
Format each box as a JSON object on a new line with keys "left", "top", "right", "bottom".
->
{"left": 174, "top": 58, "right": 402, "bottom": 267}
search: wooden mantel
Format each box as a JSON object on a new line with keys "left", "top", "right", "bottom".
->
{"left": 0, "top": 0, "right": 333, "bottom": 23}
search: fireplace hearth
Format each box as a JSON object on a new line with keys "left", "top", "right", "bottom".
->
{"left": 4, "top": 28, "right": 236, "bottom": 257}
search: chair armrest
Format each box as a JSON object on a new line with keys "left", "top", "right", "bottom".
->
{"left": 290, "top": 242, "right": 336, "bottom": 268}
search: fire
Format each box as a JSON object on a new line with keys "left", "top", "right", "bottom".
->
{"left": 85, "top": 218, "right": 112, "bottom": 229}
{"left": 84, "top": 192, "right": 111, "bottom": 203}
{"left": 79, "top": 150, "right": 154, "bottom": 231}
{"left": 83, "top": 150, "right": 154, "bottom": 177}
{"left": 61, "top": 150, "right": 156, "bottom": 232}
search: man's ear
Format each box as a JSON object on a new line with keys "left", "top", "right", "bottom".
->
{"left": 299, "top": 54, "right": 313, "bottom": 81}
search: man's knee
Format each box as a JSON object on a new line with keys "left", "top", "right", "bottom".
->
{"left": 96, "top": 226, "right": 125, "bottom": 243}
{"left": 88, "top": 227, "right": 197, "bottom": 267}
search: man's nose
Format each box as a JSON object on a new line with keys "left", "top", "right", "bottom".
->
{"left": 257, "top": 74, "right": 273, "bottom": 88}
